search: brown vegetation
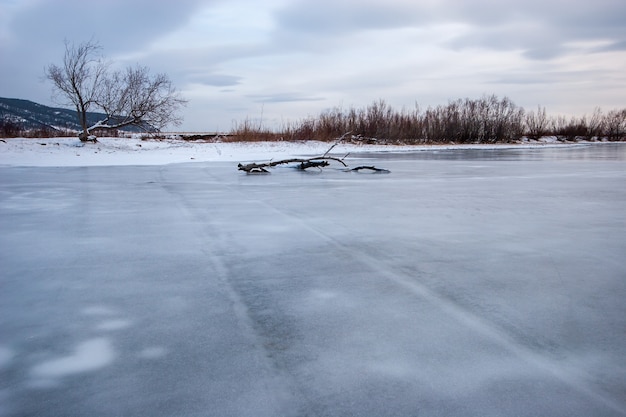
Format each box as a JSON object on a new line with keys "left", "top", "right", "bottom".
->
{"left": 0, "top": 120, "right": 127, "bottom": 139}
{"left": 226, "top": 95, "right": 625, "bottom": 144}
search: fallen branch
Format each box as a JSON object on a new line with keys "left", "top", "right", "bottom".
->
{"left": 348, "top": 165, "right": 390, "bottom": 173}
{"left": 237, "top": 156, "right": 347, "bottom": 173}
{"left": 237, "top": 132, "right": 391, "bottom": 174}
{"left": 237, "top": 162, "right": 270, "bottom": 173}
{"left": 298, "top": 160, "right": 329, "bottom": 170}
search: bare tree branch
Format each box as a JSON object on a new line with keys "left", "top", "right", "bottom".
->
{"left": 323, "top": 131, "right": 351, "bottom": 157}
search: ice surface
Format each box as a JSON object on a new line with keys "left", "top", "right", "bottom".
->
{"left": 1, "top": 143, "right": 625, "bottom": 416}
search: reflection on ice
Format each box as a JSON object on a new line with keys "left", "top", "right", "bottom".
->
{"left": 137, "top": 346, "right": 168, "bottom": 360}
{"left": 0, "top": 346, "right": 13, "bottom": 368}
{"left": 81, "top": 305, "right": 117, "bottom": 316}
{"left": 96, "top": 319, "right": 132, "bottom": 331}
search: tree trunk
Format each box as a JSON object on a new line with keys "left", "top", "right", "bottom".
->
{"left": 76, "top": 105, "right": 95, "bottom": 142}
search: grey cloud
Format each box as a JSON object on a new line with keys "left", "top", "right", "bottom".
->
{"left": 247, "top": 93, "right": 325, "bottom": 103}
{"left": 445, "top": 23, "right": 569, "bottom": 60}
{"left": 189, "top": 74, "right": 242, "bottom": 87}
{"left": 444, "top": 0, "right": 626, "bottom": 59}
{"left": 594, "top": 40, "right": 626, "bottom": 53}
{"left": 7, "top": 0, "right": 213, "bottom": 54}
{"left": 271, "top": 0, "right": 626, "bottom": 61}
{"left": 274, "top": 0, "right": 421, "bottom": 35}
{"left": 489, "top": 76, "right": 552, "bottom": 85}
{"left": 522, "top": 46, "right": 566, "bottom": 61}
{"left": 133, "top": 43, "right": 271, "bottom": 81}
{"left": 489, "top": 69, "right": 610, "bottom": 85}
{"left": 431, "top": 0, "right": 626, "bottom": 34}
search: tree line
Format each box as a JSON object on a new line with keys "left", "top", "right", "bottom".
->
{"left": 5, "top": 94, "right": 624, "bottom": 142}
{"left": 231, "top": 96, "right": 626, "bottom": 144}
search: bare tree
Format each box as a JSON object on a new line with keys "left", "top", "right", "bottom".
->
{"left": 45, "top": 40, "right": 186, "bottom": 141}
{"left": 604, "top": 108, "right": 626, "bottom": 141}
{"left": 525, "top": 105, "right": 548, "bottom": 140}
{"left": 586, "top": 107, "right": 604, "bottom": 140}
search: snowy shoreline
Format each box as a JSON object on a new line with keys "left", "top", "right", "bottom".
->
{"left": 0, "top": 136, "right": 608, "bottom": 167}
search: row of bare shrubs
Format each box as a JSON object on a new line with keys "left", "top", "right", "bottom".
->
{"left": 525, "top": 106, "right": 626, "bottom": 142}
{"left": 0, "top": 120, "right": 71, "bottom": 138}
{"left": 229, "top": 118, "right": 284, "bottom": 142}
{"left": 278, "top": 96, "right": 525, "bottom": 144}
{"left": 0, "top": 120, "right": 127, "bottom": 139}
{"left": 231, "top": 95, "right": 626, "bottom": 144}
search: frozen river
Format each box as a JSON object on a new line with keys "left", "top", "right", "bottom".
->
{"left": 1, "top": 143, "right": 625, "bottom": 416}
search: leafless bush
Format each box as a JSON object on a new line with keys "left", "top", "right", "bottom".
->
{"left": 0, "top": 119, "right": 77, "bottom": 138}
{"left": 551, "top": 115, "right": 591, "bottom": 141}
{"left": 524, "top": 106, "right": 549, "bottom": 140}
{"left": 226, "top": 96, "right": 624, "bottom": 144}
{"left": 0, "top": 120, "right": 22, "bottom": 137}
{"left": 604, "top": 109, "right": 626, "bottom": 141}
{"left": 230, "top": 118, "right": 282, "bottom": 142}
{"left": 544, "top": 108, "right": 625, "bottom": 141}
{"left": 421, "top": 95, "right": 524, "bottom": 143}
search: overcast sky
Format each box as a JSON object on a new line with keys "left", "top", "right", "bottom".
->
{"left": 1, "top": 0, "right": 625, "bottom": 132}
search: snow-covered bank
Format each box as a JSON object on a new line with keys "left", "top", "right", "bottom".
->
{"left": 0, "top": 136, "right": 597, "bottom": 167}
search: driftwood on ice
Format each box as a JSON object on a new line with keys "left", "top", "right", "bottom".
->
{"left": 237, "top": 134, "right": 389, "bottom": 174}
{"left": 237, "top": 156, "right": 348, "bottom": 173}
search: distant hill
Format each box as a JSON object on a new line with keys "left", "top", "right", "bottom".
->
{"left": 0, "top": 97, "right": 151, "bottom": 133}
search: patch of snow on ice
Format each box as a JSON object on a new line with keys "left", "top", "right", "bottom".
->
{"left": 30, "top": 338, "right": 115, "bottom": 379}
